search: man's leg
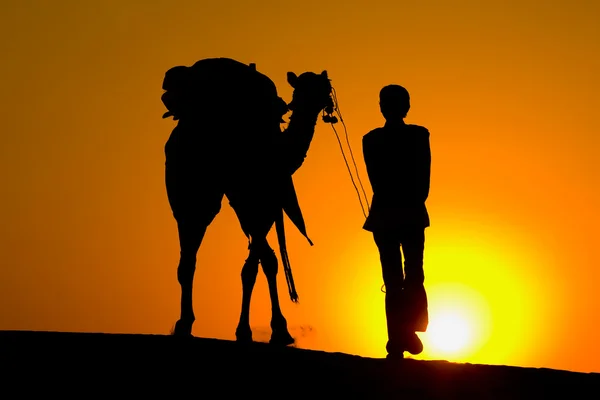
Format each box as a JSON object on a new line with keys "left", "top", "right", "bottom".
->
{"left": 401, "top": 227, "right": 428, "bottom": 333}
{"left": 373, "top": 230, "right": 405, "bottom": 357}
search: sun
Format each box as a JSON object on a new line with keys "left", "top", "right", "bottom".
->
{"left": 426, "top": 311, "right": 471, "bottom": 354}
{"left": 417, "top": 282, "right": 493, "bottom": 362}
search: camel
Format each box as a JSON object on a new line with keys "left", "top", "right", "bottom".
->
{"left": 161, "top": 58, "right": 336, "bottom": 344}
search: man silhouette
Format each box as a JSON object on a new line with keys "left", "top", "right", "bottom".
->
{"left": 362, "top": 84, "right": 431, "bottom": 359}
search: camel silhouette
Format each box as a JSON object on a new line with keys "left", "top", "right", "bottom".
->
{"left": 162, "top": 58, "right": 335, "bottom": 344}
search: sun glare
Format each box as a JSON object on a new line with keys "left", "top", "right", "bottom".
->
{"left": 427, "top": 311, "right": 471, "bottom": 353}
{"left": 346, "top": 226, "right": 539, "bottom": 364}
{"left": 418, "top": 282, "right": 492, "bottom": 362}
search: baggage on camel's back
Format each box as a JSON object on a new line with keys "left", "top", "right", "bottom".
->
{"left": 161, "top": 57, "right": 289, "bottom": 130}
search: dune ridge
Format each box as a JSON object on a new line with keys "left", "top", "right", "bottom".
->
{"left": 1, "top": 330, "right": 597, "bottom": 398}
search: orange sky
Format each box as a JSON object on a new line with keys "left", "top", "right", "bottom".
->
{"left": 1, "top": 0, "right": 598, "bottom": 373}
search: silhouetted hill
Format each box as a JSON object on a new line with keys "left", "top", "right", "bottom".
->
{"left": 1, "top": 330, "right": 597, "bottom": 398}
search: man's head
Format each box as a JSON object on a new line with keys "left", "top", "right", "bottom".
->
{"left": 379, "top": 84, "right": 410, "bottom": 121}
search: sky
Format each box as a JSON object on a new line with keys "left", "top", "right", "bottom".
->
{"left": 1, "top": 0, "right": 599, "bottom": 373}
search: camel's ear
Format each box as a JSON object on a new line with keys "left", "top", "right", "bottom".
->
{"left": 287, "top": 72, "right": 298, "bottom": 88}
{"left": 321, "top": 70, "right": 328, "bottom": 79}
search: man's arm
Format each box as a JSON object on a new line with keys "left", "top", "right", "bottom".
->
{"left": 419, "top": 128, "right": 431, "bottom": 203}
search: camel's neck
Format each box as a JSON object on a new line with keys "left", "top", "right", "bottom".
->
{"left": 287, "top": 108, "right": 320, "bottom": 134}
{"left": 282, "top": 107, "right": 321, "bottom": 175}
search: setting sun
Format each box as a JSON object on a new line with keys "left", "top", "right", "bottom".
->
{"left": 427, "top": 311, "right": 471, "bottom": 354}
{"left": 417, "top": 281, "right": 494, "bottom": 362}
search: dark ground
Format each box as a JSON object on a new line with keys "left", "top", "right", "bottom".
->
{"left": 1, "top": 330, "right": 598, "bottom": 398}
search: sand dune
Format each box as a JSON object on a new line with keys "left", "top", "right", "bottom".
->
{"left": 1, "top": 330, "right": 597, "bottom": 398}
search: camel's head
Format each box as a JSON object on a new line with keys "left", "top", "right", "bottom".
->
{"left": 286, "top": 70, "right": 335, "bottom": 118}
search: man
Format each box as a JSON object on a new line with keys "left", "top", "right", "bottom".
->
{"left": 362, "top": 84, "right": 431, "bottom": 359}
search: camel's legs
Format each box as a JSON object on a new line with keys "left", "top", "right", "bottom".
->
{"left": 256, "top": 237, "right": 294, "bottom": 346}
{"left": 165, "top": 150, "right": 223, "bottom": 337}
{"left": 235, "top": 244, "right": 260, "bottom": 342}
{"left": 234, "top": 236, "right": 293, "bottom": 346}
{"left": 173, "top": 220, "right": 208, "bottom": 336}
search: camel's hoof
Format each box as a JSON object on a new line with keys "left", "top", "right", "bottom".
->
{"left": 235, "top": 326, "right": 253, "bottom": 343}
{"left": 172, "top": 319, "right": 193, "bottom": 337}
{"left": 270, "top": 330, "right": 295, "bottom": 346}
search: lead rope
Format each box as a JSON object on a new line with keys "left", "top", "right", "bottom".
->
{"left": 326, "top": 87, "right": 388, "bottom": 294}
{"left": 326, "top": 87, "right": 370, "bottom": 219}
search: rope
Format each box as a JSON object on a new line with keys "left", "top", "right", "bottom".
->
{"left": 330, "top": 123, "right": 368, "bottom": 219}
{"left": 327, "top": 86, "right": 371, "bottom": 219}
{"left": 332, "top": 87, "right": 370, "bottom": 211}
{"left": 328, "top": 87, "right": 386, "bottom": 295}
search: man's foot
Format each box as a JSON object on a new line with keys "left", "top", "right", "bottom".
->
{"left": 404, "top": 332, "right": 424, "bottom": 355}
{"left": 386, "top": 351, "right": 404, "bottom": 361}
{"left": 386, "top": 332, "right": 424, "bottom": 357}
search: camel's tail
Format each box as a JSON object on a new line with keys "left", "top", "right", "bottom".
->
{"left": 275, "top": 209, "right": 299, "bottom": 303}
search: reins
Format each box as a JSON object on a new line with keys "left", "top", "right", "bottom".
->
{"left": 324, "top": 86, "right": 371, "bottom": 219}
